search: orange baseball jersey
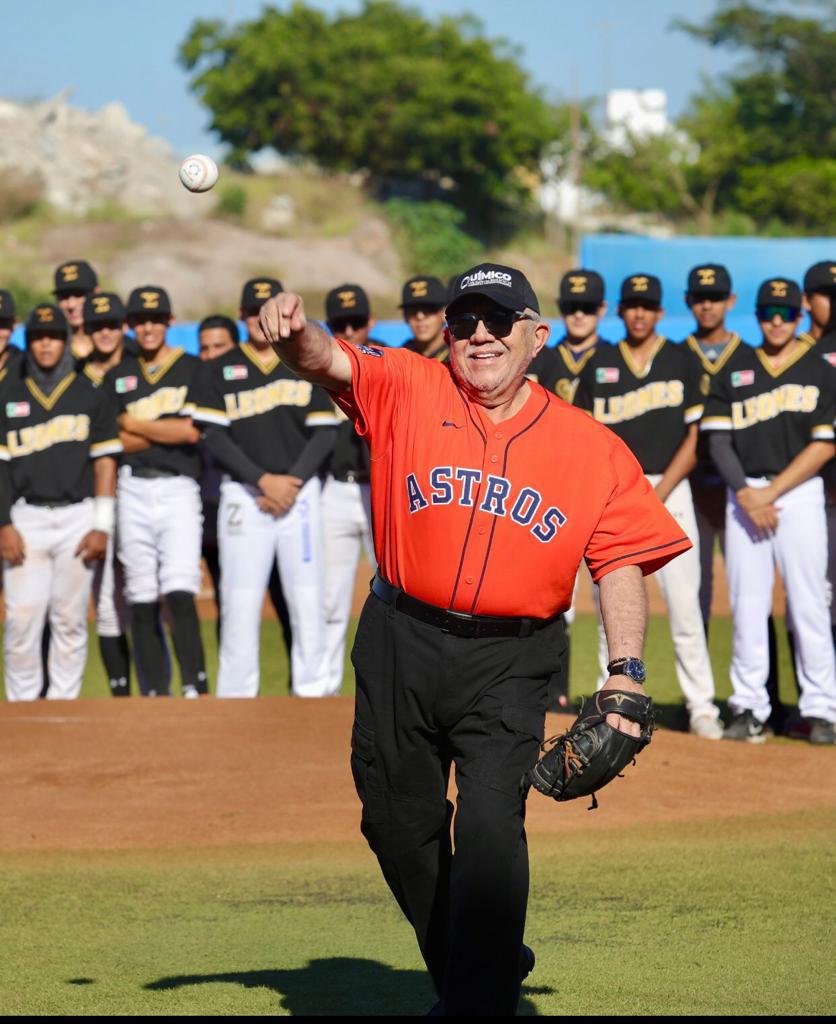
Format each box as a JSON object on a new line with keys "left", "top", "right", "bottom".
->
{"left": 332, "top": 339, "right": 692, "bottom": 618}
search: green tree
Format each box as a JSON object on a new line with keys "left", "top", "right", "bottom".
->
{"left": 179, "top": 0, "right": 561, "bottom": 234}
{"left": 587, "top": 0, "right": 836, "bottom": 233}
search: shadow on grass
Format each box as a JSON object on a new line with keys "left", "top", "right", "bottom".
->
{"left": 145, "top": 958, "right": 546, "bottom": 1015}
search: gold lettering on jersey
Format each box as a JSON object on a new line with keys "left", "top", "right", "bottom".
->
{"left": 592, "top": 380, "right": 684, "bottom": 425}
{"left": 731, "top": 384, "right": 820, "bottom": 429}
{"left": 253, "top": 281, "right": 273, "bottom": 300}
{"left": 338, "top": 291, "right": 357, "bottom": 309}
{"left": 555, "top": 378, "right": 579, "bottom": 403}
{"left": 224, "top": 379, "right": 314, "bottom": 421}
{"left": 7, "top": 414, "right": 90, "bottom": 457}
{"left": 126, "top": 386, "right": 188, "bottom": 421}
{"left": 631, "top": 276, "right": 649, "bottom": 292}
{"left": 770, "top": 280, "right": 788, "bottom": 298}
{"left": 92, "top": 296, "right": 112, "bottom": 314}
{"left": 697, "top": 268, "right": 716, "bottom": 286}
{"left": 140, "top": 291, "right": 160, "bottom": 309}
{"left": 568, "top": 275, "right": 587, "bottom": 293}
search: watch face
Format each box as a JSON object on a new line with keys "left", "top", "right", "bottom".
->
{"left": 625, "top": 658, "right": 647, "bottom": 683}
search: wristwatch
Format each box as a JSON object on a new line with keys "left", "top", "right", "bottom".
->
{"left": 606, "top": 657, "right": 647, "bottom": 683}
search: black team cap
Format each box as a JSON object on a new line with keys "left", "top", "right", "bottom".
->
{"left": 126, "top": 286, "right": 172, "bottom": 318}
{"left": 325, "top": 284, "right": 370, "bottom": 322}
{"left": 240, "top": 277, "right": 283, "bottom": 311}
{"left": 83, "top": 292, "right": 126, "bottom": 327}
{"left": 54, "top": 260, "right": 98, "bottom": 296}
{"left": 25, "top": 303, "right": 68, "bottom": 341}
{"left": 803, "top": 261, "right": 836, "bottom": 295}
{"left": 756, "top": 278, "right": 802, "bottom": 308}
{"left": 620, "top": 273, "right": 662, "bottom": 307}
{"left": 447, "top": 263, "right": 539, "bottom": 314}
{"left": 399, "top": 275, "right": 448, "bottom": 308}
{"left": 687, "top": 264, "right": 732, "bottom": 299}
{"left": 558, "top": 269, "right": 605, "bottom": 305}
{"left": 0, "top": 289, "right": 15, "bottom": 320}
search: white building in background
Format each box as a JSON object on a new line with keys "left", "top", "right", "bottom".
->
{"left": 604, "top": 89, "right": 670, "bottom": 149}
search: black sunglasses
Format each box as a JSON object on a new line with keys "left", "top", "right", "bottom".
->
{"left": 559, "top": 301, "right": 599, "bottom": 316}
{"left": 445, "top": 310, "right": 531, "bottom": 340}
{"left": 756, "top": 305, "right": 799, "bottom": 323}
{"left": 328, "top": 316, "right": 369, "bottom": 334}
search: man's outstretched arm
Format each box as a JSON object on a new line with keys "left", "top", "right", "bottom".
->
{"left": 259, "top": 293, "right": 353, "bottom": 391}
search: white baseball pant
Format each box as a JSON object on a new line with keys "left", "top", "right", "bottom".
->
{"left": 725, "top": 476, "right": 836, "bottom": 724}
{"left": 3, "top": 499, "right": 95, "bottom": 701}
{"left": 594, "top": 476, "right": 719, "bottom": 723}
{"left": 92, "top": 532, "right": 127, "bottom": 638}
{"left": 217, "top": 477, "right": 328, "bottom": 697}
{"left": 116, "top": 468, "right": 203, "bottom": 603}
{"left": 322, "top": 476, "right": 376, "bottom": 694}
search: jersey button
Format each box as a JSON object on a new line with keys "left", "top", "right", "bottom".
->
{"left": 478, "top": 526, "right": 486, "bottom": 535}
{"left": 465, "top": 576, "right": 474, "bottom": 584}
{"left": 494, "top": 431, "right": 503, "bottom": 440}
{"left": 490, "top": 454, "right": 498, "bottom": 464}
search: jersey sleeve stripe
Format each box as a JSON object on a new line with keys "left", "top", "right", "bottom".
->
{"left": 90, "top": 439, "right": 123, "bottom": 457}
{"left": 811, "top": 425, "right": 835, "bottom": 440}
{"left": 305, "top": 411, "right": 341, "bottom": 427}
{"left": 0, "top": 444, "right": 9, "bottom": 462}
{"left": 684, "top": 403, "right": 704, "bottom": 424}
{"left": 190, "top": 407, "right": 230, "bottom": 427}
{"left": 592, "top": 535, "right": 691, "bottom": 576}
{"left": 699, "top": 415, "right": 732, "bottom": 431}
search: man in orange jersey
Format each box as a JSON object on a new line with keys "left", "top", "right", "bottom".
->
{"left": 259, "top": 263, "right": 691, "bottom": 1016}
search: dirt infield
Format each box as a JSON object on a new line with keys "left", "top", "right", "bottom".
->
{"left": 1, "top": 698, "right": 833, "bottom": 854}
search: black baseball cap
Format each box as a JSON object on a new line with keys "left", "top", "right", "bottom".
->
{"left": 25, "top": 303, "right": 68, "bottom": 341}
{"left": 126, "top": 286, "right": 172, "bottom": 318}
{"left": 447, "top": 263, "right": 539, "bottom": 314}
{"left": 399, "top": 275, "right": 448, "bottom": 308}
{"left": 84, "top": 292, "right": 126, "bottom": 327}
{"left": 686, "top": 264, "right": 732, "bottom": 299}
{"left": 620, "top": 273, "right": 662, "bottom": 307}
{"left": 803, "top": 261, "right": 836, "bottom": 295}
{"left": 756, "top": 278, "right": 802, "bottom": 308}
{"left": 240, "top": 277, "right": 283, "bottom": 311}
{"left": 0, "top": 289, "right": 16, "bottom": 320}
{"left": 325, "top": 284, "right": 370, "bottom": 322}
{"left": 54, "top": 260, "right": 98, "bottom": 296}
{"left": 558, "top": 269, "right": 605, "bottom": 305}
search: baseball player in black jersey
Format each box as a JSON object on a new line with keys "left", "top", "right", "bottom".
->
{"left": 0, "top": 304, "right": 121, "bottom": 699}
{"left": 399, "top": 275, "right": 448, "bottom": 361}
{"left": 0, "top": 290, "right": 23, "bottom": 381}
{"left": 322, "top": 283, "right": 380, "bottom": 693}
{"left": 201, "top": 286, "right": 339, "bottom": 697}
{"left": 801, "top": 261, "right": 836, "bottom": 346}
{"left": 702, "top": 277, "right": 836, "bottom": 744}
{"left": 576, "top": 273, "right": 724, "bottom": 738}
{"left": 106, "top": 286, "right": 228, "bottom": 698}
{"left": 54, "top": 260, "right": 99, "bottom": 361}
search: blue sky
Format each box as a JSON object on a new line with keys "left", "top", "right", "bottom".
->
{"left": 7, "top": 0, "right": 740, "bottom": 158}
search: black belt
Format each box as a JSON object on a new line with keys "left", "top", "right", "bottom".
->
{"left": 131, "top": 467, "right": 180, "bottom": 479}
{"left": 25, "top": 498, "right": 76, "bottom": 508}
{"left": 333, "top": 471, "right": 370, "bottom": 484}
{"left": 371, "top": 575, "right": 560, "bottom": 639}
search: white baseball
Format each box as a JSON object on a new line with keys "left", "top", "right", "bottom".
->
{"left": 178, "top": 154, "right": 219, "bottom": 193}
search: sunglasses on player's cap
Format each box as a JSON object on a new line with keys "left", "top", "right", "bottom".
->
{"left": 54, "top": 260, "right": 98, "bottom": 296}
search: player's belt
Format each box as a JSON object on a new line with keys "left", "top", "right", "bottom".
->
{"left": 333, "top": 470, "right": 370, "bottom": 484}
{"left": 371, "top": 574, "right": 561, "bottom": 639}
{"left": 24, "top": 498, "right": 76, "bottom": 508}
{"left": 131, "top": 467, "right": 180, "bottom": 479}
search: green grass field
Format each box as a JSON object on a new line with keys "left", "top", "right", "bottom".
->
{"left": 0, "top": 611, "right": 800, "bottom": 710}
{"left": 1, "top": 811, "right": 833, "bottom": 1015}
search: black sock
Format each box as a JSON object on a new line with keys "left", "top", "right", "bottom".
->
{"left": 99, "top": 634, "right": 131, "bottom": 696}
{"left": 131, "top": 602, "right": 171, "bottom": 696}
{"left": 165, "top": 591, "right": 208, "bottom": 694}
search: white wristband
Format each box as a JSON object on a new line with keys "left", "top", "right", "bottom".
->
{"left": 93, "top": 496, "right": 115, "bottom": 535}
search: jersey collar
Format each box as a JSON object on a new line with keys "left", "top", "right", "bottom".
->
{"left": 557, "top": 340, "right": 598, "bottom": 375}
{"left": 139, "top": 347, "right": 184, "bottom": 385}
{"left": 618, "top": 336, "right": 667, "bottom": 379}
{"left": 25, "top": 372, "right": 77, "bottom": 411}
{"left": 684, "top": 333, "right": 741, "bottom": 374}
{"left": 755, "top": 340, "right": 811, "bottom": 379}
{"left": 240, "top": 341, "right": 280, "bottom": 375}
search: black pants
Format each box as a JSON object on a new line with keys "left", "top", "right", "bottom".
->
{"left": 350, "top": 594, "right": 565, "bottom": 1016}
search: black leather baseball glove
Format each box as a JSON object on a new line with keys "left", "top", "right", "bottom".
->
{"left": 525, "top": 689, "right": 654, "bottom": 809}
